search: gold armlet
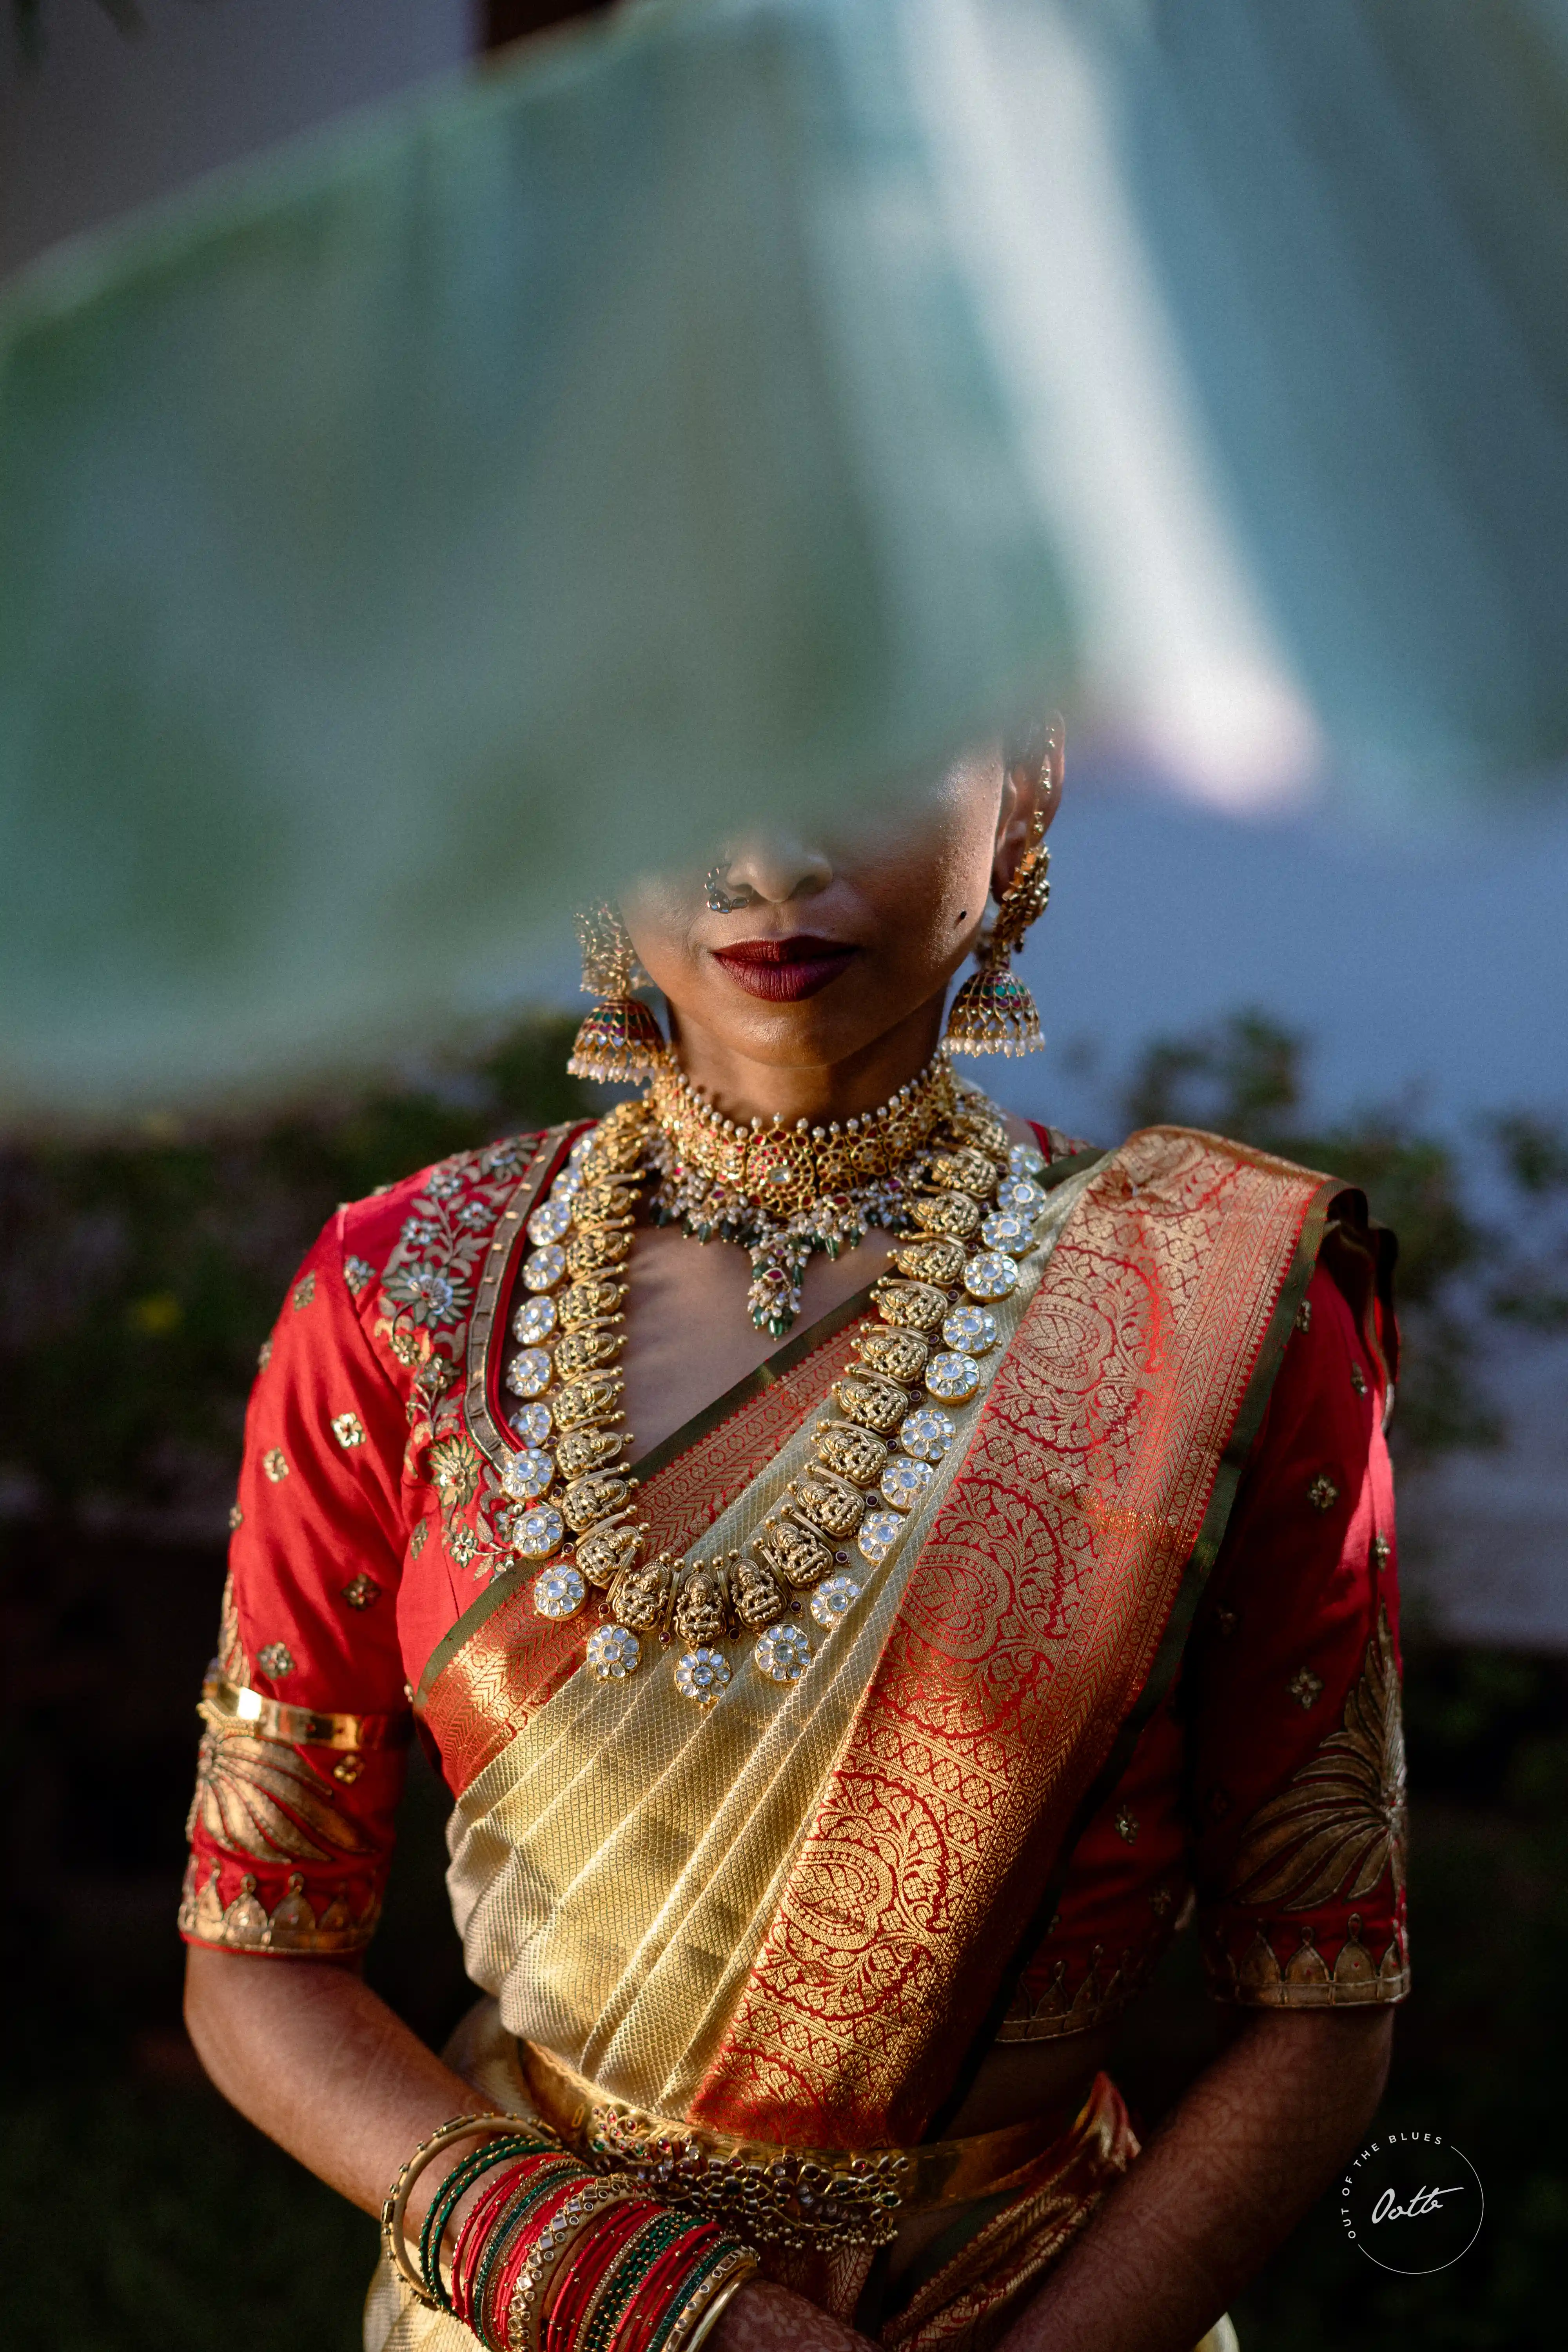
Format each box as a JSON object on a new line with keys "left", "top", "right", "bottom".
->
{"left": 201, "top": 1667, "right": 412, "bottom": 1752}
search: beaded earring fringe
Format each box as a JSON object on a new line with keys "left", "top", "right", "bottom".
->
{"left": 567, "top": 996, "right": 666, "bottom": 1082}
{"left": 568, "top": 902, "right": 666, "bottom": 1082}
{"left": 942, "top": 963, "right": 1043, "bottom": 1056}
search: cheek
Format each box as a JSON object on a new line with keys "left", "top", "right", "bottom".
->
{"left": 618, "top": 883, "right": 697, "bottom": 997}
{"left": 864, "top": 824, "right": 994, "bottom": 966}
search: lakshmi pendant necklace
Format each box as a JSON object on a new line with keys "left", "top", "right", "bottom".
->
{"left": 494, "top": 1067, "right": 1053, "bottom": 1704}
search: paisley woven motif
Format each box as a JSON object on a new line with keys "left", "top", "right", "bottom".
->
{"left": 686, "top": 1129, "right": 1333, "bottom": 2147}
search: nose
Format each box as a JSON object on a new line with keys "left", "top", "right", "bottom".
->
{"left": 716, "top": 833, "right": 833, "bottom": 907}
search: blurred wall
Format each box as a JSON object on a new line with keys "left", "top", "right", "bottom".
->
{"left": 0, "top": 0, "right": 472, "bottom": 281}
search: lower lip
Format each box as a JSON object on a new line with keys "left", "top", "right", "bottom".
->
{"left": 712, "top": 949, "right": 857, "bottom": 1002}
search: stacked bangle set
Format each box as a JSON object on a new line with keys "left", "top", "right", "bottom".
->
{"left": 383, "top": 2115, "right": 757, "bottom": 2352}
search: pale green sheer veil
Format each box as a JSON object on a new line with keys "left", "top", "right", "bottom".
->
{"left": 3, "top": 0, "right": 1567, "bottom": 1116}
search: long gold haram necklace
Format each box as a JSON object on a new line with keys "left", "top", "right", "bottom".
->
{"left": 495, "top": 1075, "right": 1051, "bottom": 1700}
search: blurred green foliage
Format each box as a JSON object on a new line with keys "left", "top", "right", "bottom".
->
{"left": 0, "top": 1014, "right": 591, "bottom": 1521}
{"left": 1119, "top": 1008, "right": 1568, "bottom": 1463}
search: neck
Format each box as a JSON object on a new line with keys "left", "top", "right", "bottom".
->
{"left": 662, "top": 993, "right": 948, "bottom": 1128}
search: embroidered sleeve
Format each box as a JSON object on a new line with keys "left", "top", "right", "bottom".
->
{"left": 996, "top": 1694, "right": 1191, "bottom": 2043}
{"left": 1184, "top": 1259, "right": 1409, "bottom": 2007}
{"left": 179, "top": 1213, "right": 414, "bottom": 1957}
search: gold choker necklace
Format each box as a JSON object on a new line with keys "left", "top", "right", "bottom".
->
{"left": 645, "top": 1056, "right": 957, "bottom": 1216}
{"left": 637, "top": 1056, "right": 969, "bottom": 1334}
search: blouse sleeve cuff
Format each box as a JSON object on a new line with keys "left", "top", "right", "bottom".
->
{"left": 178, "top": 1854, "right": 384, "bottom": 1956}
{"left": 1204, "top": 1915, "right": 1410, "bottom": 2007}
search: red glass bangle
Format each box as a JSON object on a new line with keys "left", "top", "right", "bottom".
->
{"left": 448, "top": 2172, "right": 509, "bottom": 2317}
{"left": 487, "top": 2206, "right": 549, "bottom": 2349}
{"left": 450, "top": 2164, "right": 531, "bottom": 2325}
{"left": 489, "top": 2172, "right": 604, "bottom": 2351}
{"left": 542, "top": 2194, "right": 662, "bottom": 2352}
{"left": 486, "top": 2181, "right": 578, "bottom": 2352}
{"left": 463, "top": 2159, "right": 586, "bottom": 2341}
{"left": 622, "top": 2224, "right": 730, "bottom": 2352}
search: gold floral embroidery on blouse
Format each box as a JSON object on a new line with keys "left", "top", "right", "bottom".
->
{"left": 215, "top": 1572, "right": 251, "bottom": 1685}
{"left": 1225, "top": 1608, "right": 1406, "bottom": 1910}
{"left": 187, "top": 1728, "right": 377, "bottom": 1865}
{"left": 428, "top": 1433, "right": 481, "bottom": 1509}
{"left": 372, "top": 1133, "right": 544, "bottom": 1581}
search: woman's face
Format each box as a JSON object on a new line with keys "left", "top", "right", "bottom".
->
{"left": 620, "top": 739, "right": 1060, "bottom": 1085}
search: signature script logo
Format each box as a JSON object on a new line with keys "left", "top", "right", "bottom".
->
{"left": 1371, "top": 2182, "right": 1465, "bottom": 2224}
{"left": 1340, "top": 2131, "right": 1484, "bottom": 2274}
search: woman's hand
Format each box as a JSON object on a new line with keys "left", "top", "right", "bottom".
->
{"left": 713, "top": 2279, "right": 877, "bottom": 2352}
{"left": 998, "top": 2007, "right": 1394, "bottom": 2352}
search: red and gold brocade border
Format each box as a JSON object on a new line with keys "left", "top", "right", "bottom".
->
{"left": 686, "top": 1129, "right": 1335, "bottom": 2148}
{"left": 417, "top": 1299, "right": 868, "bottom": 1795}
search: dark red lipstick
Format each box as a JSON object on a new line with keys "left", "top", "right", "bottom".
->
{"left": 711, "top": 935, "right": 858, "bottom": 1002}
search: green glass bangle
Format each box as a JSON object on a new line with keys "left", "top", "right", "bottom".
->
{"left": 418, "top": 2133, "right": 556, "bottom": 2304}
{"left": 381, "top": 2115, "right": 528, "bottom": 2311}
{"left": 420, "top": 2134, "right": 536, "bottom": 2270}
{"left": 417, "top": 2136, "right": 530, "bottom": 2303}
{"left": 580, "top": 2214, "right": 688, "bottom": 2352}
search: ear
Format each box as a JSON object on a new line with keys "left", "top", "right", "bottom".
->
{"left": 991, "top": 715, "right": 1063, "bottom": 900}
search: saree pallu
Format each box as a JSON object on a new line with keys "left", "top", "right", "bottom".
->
{"left": 367, "top": 1127, "right": 1339, "bottom": 2348}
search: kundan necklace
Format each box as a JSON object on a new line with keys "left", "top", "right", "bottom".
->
{"left": 645, "top": 1053, "right": 960, "bottom": 1336}
{"left": 497, "top": 1072, "right": 1054, "bottom": 1701}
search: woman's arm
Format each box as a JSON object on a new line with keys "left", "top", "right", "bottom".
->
{"left": 184, "top": 1945, "right": 498, "bottom": 2220}
{"left": 185, "top": 1945, "right": 874, "bottom": 2347}
{"left": 186, "top": 1958, "right": 1385, "bottom": 2352}
{"left": 999, "top": 2008, "right": 1393, "bottom": 2352}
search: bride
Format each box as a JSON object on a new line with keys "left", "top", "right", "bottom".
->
{"left": 181, "top": 729, "right": 1406, "bottom": 2352}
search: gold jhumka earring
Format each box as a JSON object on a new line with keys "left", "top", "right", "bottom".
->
{"left": 566, "top": 903, "right": 666, "bottom": 1083}
{"left": 943, "top": 731, "right": 1057, "bottom": 1058}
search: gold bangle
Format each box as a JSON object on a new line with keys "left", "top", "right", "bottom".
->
{"left": 506, "top": 2173, "right": 645, "bottom": 2352}
{"left": 671, "top": 2249, "right": 760, "bottom": 2352}
{"left": 380, "top": 2114, "right": 517, "bottom": 2309}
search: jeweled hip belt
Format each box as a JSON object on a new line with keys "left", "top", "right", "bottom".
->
{"left": 518, "top": 2041, "right": 1078, "bottom": 2252}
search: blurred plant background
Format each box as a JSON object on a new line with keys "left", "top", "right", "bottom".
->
{"left": 1, "top": 1005, "right": 1564, "bottom": 2347}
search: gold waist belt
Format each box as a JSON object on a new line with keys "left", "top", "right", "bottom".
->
{"left": 519, "top": 2041, "right": 1081, "bottom": 2252}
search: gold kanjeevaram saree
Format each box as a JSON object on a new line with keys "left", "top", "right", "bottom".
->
{"left": 356, "top": 1125, "right": 1341, "bottom": 2351}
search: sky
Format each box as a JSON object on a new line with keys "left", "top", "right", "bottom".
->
{"left": 992, "top": 773, "right": 1568, "bottom": 1146}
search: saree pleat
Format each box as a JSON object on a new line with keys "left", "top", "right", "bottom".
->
{"left": 446, "top": 1165, "right": 1094, "bottom": 2113}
